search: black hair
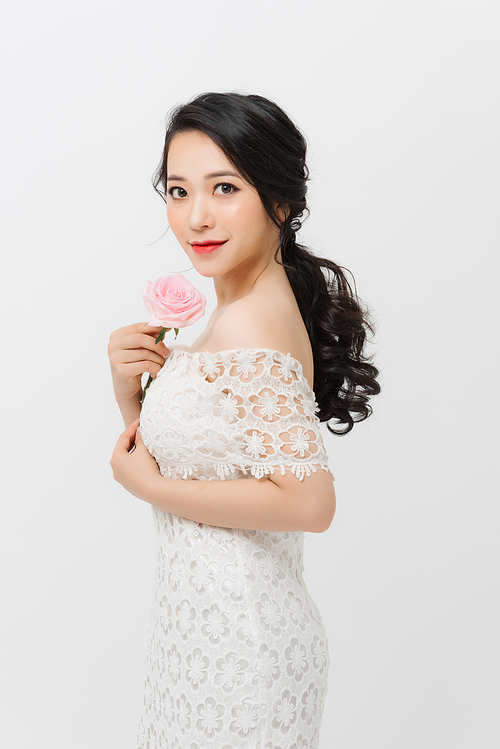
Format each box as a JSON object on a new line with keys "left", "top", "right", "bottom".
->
{"left": 153, "top": 91, "right": 380, "bottom": 435}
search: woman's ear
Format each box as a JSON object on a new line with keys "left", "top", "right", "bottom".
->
{"left": 275, "top": 203, "right": 290, "bottom": 224}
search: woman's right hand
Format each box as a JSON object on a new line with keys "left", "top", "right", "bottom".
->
{"left": 107, "top": 322, "right": 171, "bottom": 403}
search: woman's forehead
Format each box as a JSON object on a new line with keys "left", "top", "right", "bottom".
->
{"left": 168, "top": 131, "right": 225, "bottom": 163}
{"left": 167, "top": 131, "right": 243, "bottom": 181}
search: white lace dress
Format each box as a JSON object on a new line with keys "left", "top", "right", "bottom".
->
{"left": 136, "top": 345, "right": 333, "bottom": 749}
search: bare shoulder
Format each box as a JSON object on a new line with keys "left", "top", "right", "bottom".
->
{"left": 209, "top": 290, "right": 314, "bottom": 386}
{"left": 210, "top": 292, "right": 298, "bottom": 351}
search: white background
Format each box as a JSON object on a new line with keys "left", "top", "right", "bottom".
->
{"left": 1, "top": 1, "right": 499, "bottom": 747}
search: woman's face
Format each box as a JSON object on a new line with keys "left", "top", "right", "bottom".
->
{"left": 165, "top": 130, "right": 280, "bottom": 279}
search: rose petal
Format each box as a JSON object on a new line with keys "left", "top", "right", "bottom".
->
{"left": 142, "top": 274, "right": 207, "bottom": 328}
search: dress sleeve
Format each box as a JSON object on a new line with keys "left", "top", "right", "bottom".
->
{"left": 199, "top": 349, "right": 334, "bottom": 482}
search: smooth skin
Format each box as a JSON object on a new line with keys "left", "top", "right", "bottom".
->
{"left": 109, "top": 131, "right": 336, "bottom": 533}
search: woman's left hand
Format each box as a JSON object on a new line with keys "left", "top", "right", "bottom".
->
{"left": 110, "top": 418, "right": 161, "bottom": 502}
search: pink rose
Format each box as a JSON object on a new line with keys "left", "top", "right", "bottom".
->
{"left": 142, "top": 274, "right": 207, "bottom": 328}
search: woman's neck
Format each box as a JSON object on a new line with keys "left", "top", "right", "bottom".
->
{"left": 213, "top": 247, "right": 285, "bottom": 311}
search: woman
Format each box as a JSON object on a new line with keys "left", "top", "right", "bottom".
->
{"left": 109, "top": 92, "right": 380, "bottom": 748}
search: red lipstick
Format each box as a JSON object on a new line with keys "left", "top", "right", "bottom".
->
{"left": 190, "top": 240, "right": 227, "bottom": 255}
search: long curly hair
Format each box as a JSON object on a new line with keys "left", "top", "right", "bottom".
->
{"left": 153, "top": 91, "right": 380, "bottom": 435}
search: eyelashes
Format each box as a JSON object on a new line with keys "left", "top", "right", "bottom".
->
{"left": 168, "top": 186, "right": 187, "bottom": 199}
{"left": 214, "top": 182, "right": 239, "bottom": 196}
{"left": 167, "top": 182, "right": 240, "bottom": 199}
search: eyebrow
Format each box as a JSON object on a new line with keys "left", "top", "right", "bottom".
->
{"left": 166, "top": 170, "right": 242, "bottom": 182}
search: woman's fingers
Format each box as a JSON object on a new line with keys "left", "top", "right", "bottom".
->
{"left": 118, "top": 418, "right": 141, "bottom": 452}
{"left": 111, "top": 419, "right": 139, "bottom": 471}
{"left": 117, "top": 348, "right": 167, "bottom": 366}
{"left": 108, "top": 328, "right": 170, "bottom": 377}
{"left": 112, "top": 360, "right": 165, "bottom": 381}
{"left": 109, "top": 332, "right": 170, "bottom": 358}
{"left": 119, "top": 332, "right": 170, "bottom": 355}
{"left": 110, "top": 322, "right": 172, "bottom": 346}
{"left": 108, "top": 322, "right": 173, "bottom": 401}
{"left": 110, "top": 322, "right": 170, "bottom": 337}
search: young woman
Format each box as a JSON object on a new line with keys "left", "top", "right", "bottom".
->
{"left": 109, "top": 92, "right": 380, "bottom": 748}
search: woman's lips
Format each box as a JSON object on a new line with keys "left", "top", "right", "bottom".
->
{"left": 190, "top": 240, "right": 227, "bottom": 255}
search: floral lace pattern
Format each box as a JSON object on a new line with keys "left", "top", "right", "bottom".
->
{"left": 136, "top": 346, "right": 331, "bottom": 747}
{"left": 140, "top": 346, "right": 333, "bottom": 482}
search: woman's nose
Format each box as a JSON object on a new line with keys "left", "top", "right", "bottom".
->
{"left": 189, "top": 196, "right": 215, "bottom": 231}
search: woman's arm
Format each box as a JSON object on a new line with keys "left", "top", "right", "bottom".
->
{"left": 110, "top": 420, "right": 336, "bottom": 533}
{"left": 115, "top": 393, "right": 142, "bottom": 429}
{"left": 150, "top": 468, "right": 336, "bottom": 533}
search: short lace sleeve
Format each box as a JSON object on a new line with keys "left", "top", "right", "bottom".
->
{"left": 198, "top": 349, "right": 333, "bottom": 482}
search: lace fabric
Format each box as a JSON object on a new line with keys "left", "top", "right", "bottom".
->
{"left": 136, "top": 346, "right": 332, "bottom": 748}
{"left": 140, "top": 346, "right": 333, "bottom": 482}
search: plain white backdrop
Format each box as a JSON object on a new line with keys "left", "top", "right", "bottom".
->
{"left": 1, "top": 1, "right": 498, "bottom": 747}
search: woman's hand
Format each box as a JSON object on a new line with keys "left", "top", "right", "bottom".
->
{"left": 110, "top": 418, "right": 161, "bottom": 502}
{"left": 107, "top": 322, "right": 171, "bottom": 403}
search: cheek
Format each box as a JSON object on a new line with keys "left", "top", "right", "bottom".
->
{"left": 166, "top": 205, "right": 183, "bottom": 238}
{"left": 226, "top": 200, "right": 266, "bottom": 233}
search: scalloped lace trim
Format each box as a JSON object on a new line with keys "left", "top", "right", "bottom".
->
{"left": 160, "top": 460, "right": 333, "bottom": 482}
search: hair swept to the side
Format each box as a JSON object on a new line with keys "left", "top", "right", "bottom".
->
{"left": 153, "top": 91, "right": 380, "bottom": 435}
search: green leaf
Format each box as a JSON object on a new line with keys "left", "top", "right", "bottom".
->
{"left": 155, "top": 327, "right": 168, "bottom": 344}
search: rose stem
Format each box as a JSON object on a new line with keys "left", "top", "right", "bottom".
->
{"left": 140, "top": 327, "right": 179, "bottom": 407}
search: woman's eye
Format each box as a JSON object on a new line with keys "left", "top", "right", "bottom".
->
{"left": 169, "top": 186, "right": 187, "bottom": 198}
{"left": 214, "top": 183, "right": 237, "bottom": 195}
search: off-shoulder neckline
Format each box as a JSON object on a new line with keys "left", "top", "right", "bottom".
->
{"left": 170, "top": 344, "right": 315, "bottom": 396}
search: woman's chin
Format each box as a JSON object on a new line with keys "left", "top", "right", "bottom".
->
{"left": 186, "top": 257, "right": 226, "bottom": 278}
